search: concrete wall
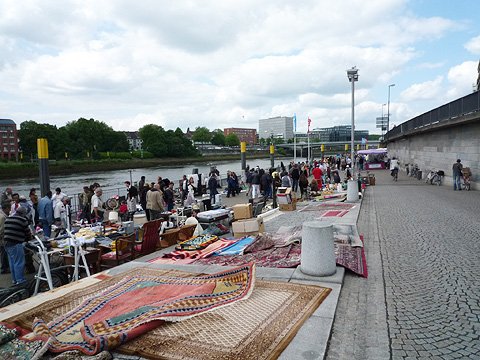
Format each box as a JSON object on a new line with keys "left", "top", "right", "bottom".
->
{"left": 387, "top": 122, "right": 479, "bottom": 189}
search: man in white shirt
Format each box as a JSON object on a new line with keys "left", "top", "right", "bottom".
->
{"left": 51, "top": 187, "right": 67, "bottom": 209}
{"left": 54, "top": 196, "right": 70, "bottom": 228}
{"left": 91, "top": 188, "right": 104, "bottom": 222}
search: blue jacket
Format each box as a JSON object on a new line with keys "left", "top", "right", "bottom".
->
{"left": 38, "top": 196, "right": 53, "bottom": 224}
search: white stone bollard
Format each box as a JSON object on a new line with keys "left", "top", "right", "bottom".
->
{"left": 347, "top": 180, "right": 359, "bottom": 202}
{"left": 300, "top": 221, "right": 336, "bottom": 276}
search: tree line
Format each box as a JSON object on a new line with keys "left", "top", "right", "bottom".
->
{"left": 17, "top": 120, "right": 258, "bottom": 161}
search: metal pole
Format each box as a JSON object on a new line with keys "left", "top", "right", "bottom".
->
{"left": 387, "top": 84, "right": 395, "bottom": 138}
{"left": 294, "top": 132, "right": 297, "bottom": 163}
{"left": 240, "top": 141, "right": 246, "bottom": 170}
{"left": 307, "top": 132, "right": 310, "bottom": 163}
{"left": 270, "top": 144, "right": 274, "bottom": 168}
{"left": 351, "top": 79, "right": 355, "bottom": 167}
{"left": 37, "top": 138, "right": 50, "bottom": 197}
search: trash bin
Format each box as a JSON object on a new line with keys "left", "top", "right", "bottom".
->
{"left": 417, "top": 171, "right": 422, "bottom": 180}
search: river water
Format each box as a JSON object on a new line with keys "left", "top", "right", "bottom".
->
{"left": 1, "top": 158, "right": 295, "bottom": 197}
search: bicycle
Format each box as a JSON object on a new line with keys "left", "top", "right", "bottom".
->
{"left": 461, "top": 168, "right": 471, "bottom": 191}
{"left": 391, "top": 167, "right": 398, "bottom": 181}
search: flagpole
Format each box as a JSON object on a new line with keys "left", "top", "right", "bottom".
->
{"left": 307, "top": 132, "right": 310, "bottom": 163}
{"left": 294, "top": 132, "right": 297, "bottom": 163}
{"left": 293, "top": 113, "right": 297, "bottom": 164}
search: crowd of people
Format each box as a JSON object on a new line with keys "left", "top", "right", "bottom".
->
{"left": 0, "top": 154, "right": 361, "bottom": 286}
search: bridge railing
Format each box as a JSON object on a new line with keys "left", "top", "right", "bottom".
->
{"left": 387, "top": 90, "right": 480, "bottom": 139}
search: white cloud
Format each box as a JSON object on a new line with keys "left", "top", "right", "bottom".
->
{"left": 0, "top": 0, "right": 475, "bottom": 136}
{"left": 446, "top": 61, "right": 478, "bottom": 99}
{"left": 464, "top": 35, "right": 480, "bottom": 54}
{"left": 400, "top": 76, "right": 444, "bottom": 102}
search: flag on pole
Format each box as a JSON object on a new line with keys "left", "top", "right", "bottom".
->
{"left": 293, "top": 113, "right": 297, "bottom": 132}
{"left": 361, "top": 137, "right": 367, "bottom": 145}
{"left": 307, "top": 117, "right": 311, "bottom": 133}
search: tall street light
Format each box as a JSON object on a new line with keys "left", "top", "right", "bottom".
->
{"left": 387, "top": 83, "right": 395, "bottom": 138}
{"left": 347, "top": 67, "right": 359, "bottom": 168}
{"left": 381, "top": 103, "right": 386, "bottom": 139}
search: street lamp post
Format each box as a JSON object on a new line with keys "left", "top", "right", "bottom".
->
{"left": 347, "top": 67, "right": 359, "bottom": 169}
{"left": 381, "top": 103, "right": 386, "bottom": 139}
{"left": 387, "top": 84, "right": 395, "bottom": 138}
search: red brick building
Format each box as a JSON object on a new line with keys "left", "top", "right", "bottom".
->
{"left": 0, "top": 119, "right": 18, "bottom": 160}
{"left": 223, "top": 128, "right": 257, "bottom": 144}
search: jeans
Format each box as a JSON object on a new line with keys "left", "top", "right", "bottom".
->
{"left": 5, "top": 243, "right": 26, "bottom": 284}
{"left": 292, "top": 178, "right": 299, "bottom": 192}
{"left": 453, "top": 174, "right": 462, "bottom": 190}
{"left": 40, "top": 219, "right": 52, "bottom": 238}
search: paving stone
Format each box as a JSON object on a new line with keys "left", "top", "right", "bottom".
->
{"left": 325, "top": 171, "right": 480, "bottom": 359}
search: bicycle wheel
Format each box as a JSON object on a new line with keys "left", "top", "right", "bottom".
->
{"left": 28, "top": 269, "right": 69, "bottom": 296}
{"left": 0, "top": 288, "right": 29, "bottom": 308}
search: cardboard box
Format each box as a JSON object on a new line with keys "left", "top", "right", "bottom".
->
{"left": 277, "top": 187, "right": 296, "bottom": 204}
{"left": 231, "top": 218, "right": 265, "bottom": 237}
{"left": 232, "top": 203, "right": 253, "bottom": 220}
{"left": 279, "top": 202, "right": 297, "bottom": 211}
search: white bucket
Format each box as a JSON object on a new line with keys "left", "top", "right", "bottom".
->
{"left": 133, "top": 213, "right": 147, "bottom": 226}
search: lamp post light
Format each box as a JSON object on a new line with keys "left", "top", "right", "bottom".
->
{"left": 387, "top": 83, "right": 395, "bottom": 138}
{"left": 347, "top": 67, "right": 359, "bottom": 168}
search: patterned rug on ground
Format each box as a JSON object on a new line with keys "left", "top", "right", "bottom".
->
{"left": 2, "top": 264, "right": 255, "bottom": 357}
{"left": 334, "top": 235, "right": 368, "bottom": 278}
{"left": 193, "top": 229, "right": 367, "bottom": 277}
{"left": 300, "top": 203, "right": 356, "bottom": 211}
{"left": 8, "top": 268, "right": 331, "bottom": 360}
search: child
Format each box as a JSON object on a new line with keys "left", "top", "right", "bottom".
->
{"left": 119, "top": 200, "right": 128, "bottom": 221}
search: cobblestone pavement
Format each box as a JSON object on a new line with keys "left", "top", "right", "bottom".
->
{"left": 326, "top": 170, "right": 480, "bottom": 360}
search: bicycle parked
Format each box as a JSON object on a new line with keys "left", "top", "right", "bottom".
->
{"left": 461, "top": 167, "right": 472, "bottom": 190}
{"left": 425, "top": 170, "right": 444, "bottom": 186}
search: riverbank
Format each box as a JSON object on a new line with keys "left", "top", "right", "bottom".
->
{"left": 0, "top": 153, "right": 285, "bottom": 180}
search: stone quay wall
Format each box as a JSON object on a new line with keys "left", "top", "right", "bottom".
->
{"left": 387, "top": 121, "right": 480, "bottom": 190}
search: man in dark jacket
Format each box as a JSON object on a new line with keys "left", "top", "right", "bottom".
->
{"left": 290, "top": 164, "right": 300, "bottom": 192}
{"left": 4, "top": 206, "right": 31, "bottom": 285}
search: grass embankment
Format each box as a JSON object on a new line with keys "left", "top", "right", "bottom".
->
{"left": 0, "top": 153, "right": 281, "bottom": 180}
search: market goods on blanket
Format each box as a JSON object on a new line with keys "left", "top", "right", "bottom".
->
{"left": 232, "top": 203, "right": 253, "bottom": 220}
{"left": 231, "top": 218, "right": 265, "bottom": 237}
{"left": 175, "top": 234, "right": 218, "bottom": 250}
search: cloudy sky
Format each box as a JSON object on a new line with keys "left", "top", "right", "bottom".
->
{"left": 1, "top": 0, "right": 479, "bottom": 135}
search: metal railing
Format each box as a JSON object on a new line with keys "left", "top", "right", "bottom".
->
{"left": 386, "top": 90, "right": 480, "bottom": 139}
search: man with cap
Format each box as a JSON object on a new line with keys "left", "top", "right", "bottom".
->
{"left": 4, "top": 206, "right": 32, "bottom": 285}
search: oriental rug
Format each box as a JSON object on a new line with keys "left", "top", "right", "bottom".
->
{"left": 8, "top": 269, "right": 331, "bottom": 360}
{"left": 147, "top": 238, "right": 237, "bottom": 264}
{"left": 334, "top": 235, "right": 368, "bottom": 278}
{"left": 4, "top": 265, "right": 255, "bottom": 357}
{"left": 300, "top": 202, "right": 356, "bottom": 211}
{"left": 194, "top": 243, "right": 302, "bottom": 268}
{"left": 321, "top": 209, "right": 349, "bottom": 217}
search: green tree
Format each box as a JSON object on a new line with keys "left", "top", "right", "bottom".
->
{"left": 60, "top": 118, "right": 128, "bottom": 158}
{"left": 192, "top": 126, "right": 211, "bottom": 143}
{"left": 211, "top": 129, "right": 225, "bottom": 146}
{"left": 18, "top": 121, "right": 63, "bottom": 160}
{"left": 139, "top": 125, "right": 198, "bottom": 158}
{"left": 225, "top": 133, "right": 240, "bottom": 147}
